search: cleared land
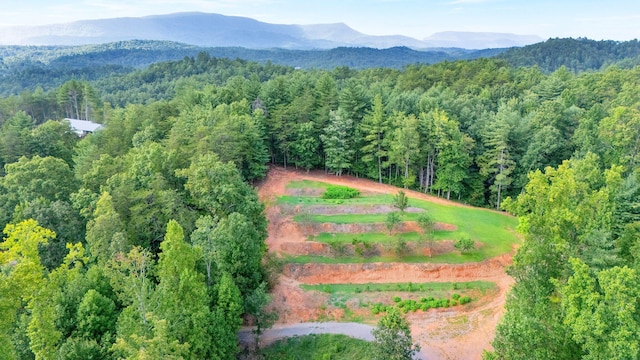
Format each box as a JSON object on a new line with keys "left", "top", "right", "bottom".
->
{"left": 257, "top": 166, "right": 519, "bottom": 360}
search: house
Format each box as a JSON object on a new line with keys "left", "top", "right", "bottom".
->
{"left": 65, "top": 118, "right": 104, "bottom": 137}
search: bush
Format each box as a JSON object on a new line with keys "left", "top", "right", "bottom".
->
{"left": 328, "top": 242, "right": 348, "bottom": 257}
{"left": 322, "top": 185, "right": 360, "bottom": 199}
{"left": 393, "top": 237, "right": 409, "bottom": 256}
{"left": 454, "top": 237, "right": 475, "bottom": 254}
{"left": 371, "top": 294, "right": 472, "bottom": 316}
{"left": 393, "top": 190, "right": 409, "bottom": 212}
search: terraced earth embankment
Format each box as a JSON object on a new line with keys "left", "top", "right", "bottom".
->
{"left": 257, "top": 166, "right": 520, "bottom": 360}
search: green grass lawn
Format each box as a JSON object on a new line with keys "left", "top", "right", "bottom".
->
{"left": 263, "top": 334, "right": 372, "bottom": 360}
{"left": 278, "top": 181, "right": 519, "bottom": 263}
{"left": 289, "top": 199, "right": 517, "bottom": 262}
{"left": 277, "top": 194, "right": 393, "bottom": 206}
{"left": 300, "top": 281, "right": 496, "bottom": 295}
{"left": 313, "top": 230, "right": 457, "bottom": 244}
{"left": 284, "top": 251, "right": 491, "bottom": 264}
{"left": 295, "top": 212, "right": 423, "bottom": 223}
{"left": 314, "top": 231, "right": 419, "bottom": 244}
{"left": 285, "top": 180, "right": 332, "bottom": 189}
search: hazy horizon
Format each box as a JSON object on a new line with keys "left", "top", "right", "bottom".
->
{"left": 0, "top": 1, "right": 638, "bottom": 42}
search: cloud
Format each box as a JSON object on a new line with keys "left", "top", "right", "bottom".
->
{"left": 448, "top": 0, "right": 492, "bottom": 4}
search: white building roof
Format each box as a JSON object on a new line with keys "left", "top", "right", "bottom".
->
{"left": 65, "top": 118, "right": 103, "bottom": 135}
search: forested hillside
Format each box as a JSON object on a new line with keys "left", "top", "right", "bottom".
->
{"left": 497, "top": 37, "right": 640, "bottom": 72}
{"left": 0, "top": 41, "right": 504, "bottom": 96}
{"left": 0, "top": 45, "right": 639, "bottom": 359}
{"left": 3, "top": 37, "right": 640, "bottom": 98}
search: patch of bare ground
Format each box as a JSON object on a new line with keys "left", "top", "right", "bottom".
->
{"left": 283, "top": 253, "right": 512, "bottom": 284}
{"left": 268, "top": 276, "right": 332, "bottom": 323}
{"left": 297, "top": 221, "right": 455, "bottom": 235}
{"left": 285, "top": 188, "right": 326, "bottom": 196}
{"left": 256, "top": 166, "right": 516, "bottom": 359}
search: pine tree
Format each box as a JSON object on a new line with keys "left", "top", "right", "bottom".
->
{"left": 321, "top": 110, "right": 354, "bottom": 176}
{"left": 361, "top": 94, "right": 389, "bottom": 183}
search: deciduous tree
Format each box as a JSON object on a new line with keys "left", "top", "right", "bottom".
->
{"left": 372, "top": 307, "right": 420, "bottom": 360}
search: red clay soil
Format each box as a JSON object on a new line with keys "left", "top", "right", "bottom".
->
{"left": 257, "top": 166, "right": 516, "bottom": 360}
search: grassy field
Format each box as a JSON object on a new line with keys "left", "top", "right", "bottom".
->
{"left": 294, "top": 212, "right": 423, "bottom": 223}
{"left": 315, "top": 231, "right": 419, "bottom": 244}
{"left": 285, "top": 250, "right": 493, "bottom": 264}
{"left": 313, "top": 227, "right": 462, "bottom": 243}
{"left": 263, "top": 334, "right": 372, "bottom": 360}
{"left": 301, "top": 281, "right": 496, "bottom": 296}
{"left": 285, "top": 180, "right": 332, "bottom": 189}
{"left": 278, "top": 194, "right": 393, "bottom": 205}
{"left": 280, "top": 182, "right": 518, "bottom": 262}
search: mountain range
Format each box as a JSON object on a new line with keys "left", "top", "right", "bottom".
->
{"left": 0, "top": 12, "right": 543, "bottom": 49}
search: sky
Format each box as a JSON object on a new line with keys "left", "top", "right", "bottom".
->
{"left": 0, "top": 0, "right": 639, "bottom": 41}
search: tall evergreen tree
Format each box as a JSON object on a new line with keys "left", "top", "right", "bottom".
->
{"left": 479, "top": 104, "right": 517, "bottom": 209}
{"left": 360, "top": 94, "right": 389, "bottom": 183}
{"left": 388, "top": 112, "right": 420, "bottom": 188}
{"left": 432, "top": 110, "right": 473, "bottom": 199}
{"left": 321, "top": 110, "right": 354, "bottom": 176}
{"left": 155, "top": 220, "right": 211, "bottom": 359}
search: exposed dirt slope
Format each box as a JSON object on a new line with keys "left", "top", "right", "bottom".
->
{"left": 257, "top": 166, "right": 515, "bottom": 360}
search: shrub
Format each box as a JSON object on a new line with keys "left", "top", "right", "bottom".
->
{"left": 459, "top": 296, "right": 471, "bottom": 305}
{"left": 454, "top": 237, "right": 475, "bottom": 254}
{"left": 394, "top": 237, "right": 409, "bottom": 256}
{"left": 452, "top": 293, "right": 461, "bottom": 300}
{"left": 393, "top": 190, "right": 409, "bottom": 212}
{"left": 352, "top": 239, "right": 376, "bottom": 258}
{"left": 393, "top": 296, "right": 402, "bottom": 303}
{"left": 372, "top": 303, "right": 388, "bottom": 315}
{"left": 322, "top": 185, "right": 360, "bottom": 199}
{"left": 386, "top": 211, "right": 402, "bottom": 235}
{"left": 328, "top": 242, "right": 348, "bottom": 257}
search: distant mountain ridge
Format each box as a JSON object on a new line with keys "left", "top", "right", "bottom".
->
{"left": 425, "top": 32, "right": 544, "bottom": 50}
{"left": 0, "top": 12, "right": 542, "bottom": 49}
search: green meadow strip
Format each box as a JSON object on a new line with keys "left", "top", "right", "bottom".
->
{"left": 300, "top": 281, "right": 496, "bottom": 294}
{"left": 285, "top": 180, "right": 331, "bottom": 189}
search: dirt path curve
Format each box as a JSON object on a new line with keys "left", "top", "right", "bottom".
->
{"left": 256, "top": 166, "right": 515, "bottom": 360}
{"left": 258, "top": 166, "right": 499, "bottom": 210}
{"left": 238, "top": 322, "right": 429, "bottom": 360}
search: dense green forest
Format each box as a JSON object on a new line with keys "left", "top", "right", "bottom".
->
{"left": 3, "top": 37, "right": 640, "bottom": 97}
{"left": 0, "top": 37, "right": 639, "bottom": 359}
{"left": 497, "top": 37, "right": 640, "bottom": 72}
{"left": 0, "top": 41, "right": 502, "bottom": 97}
